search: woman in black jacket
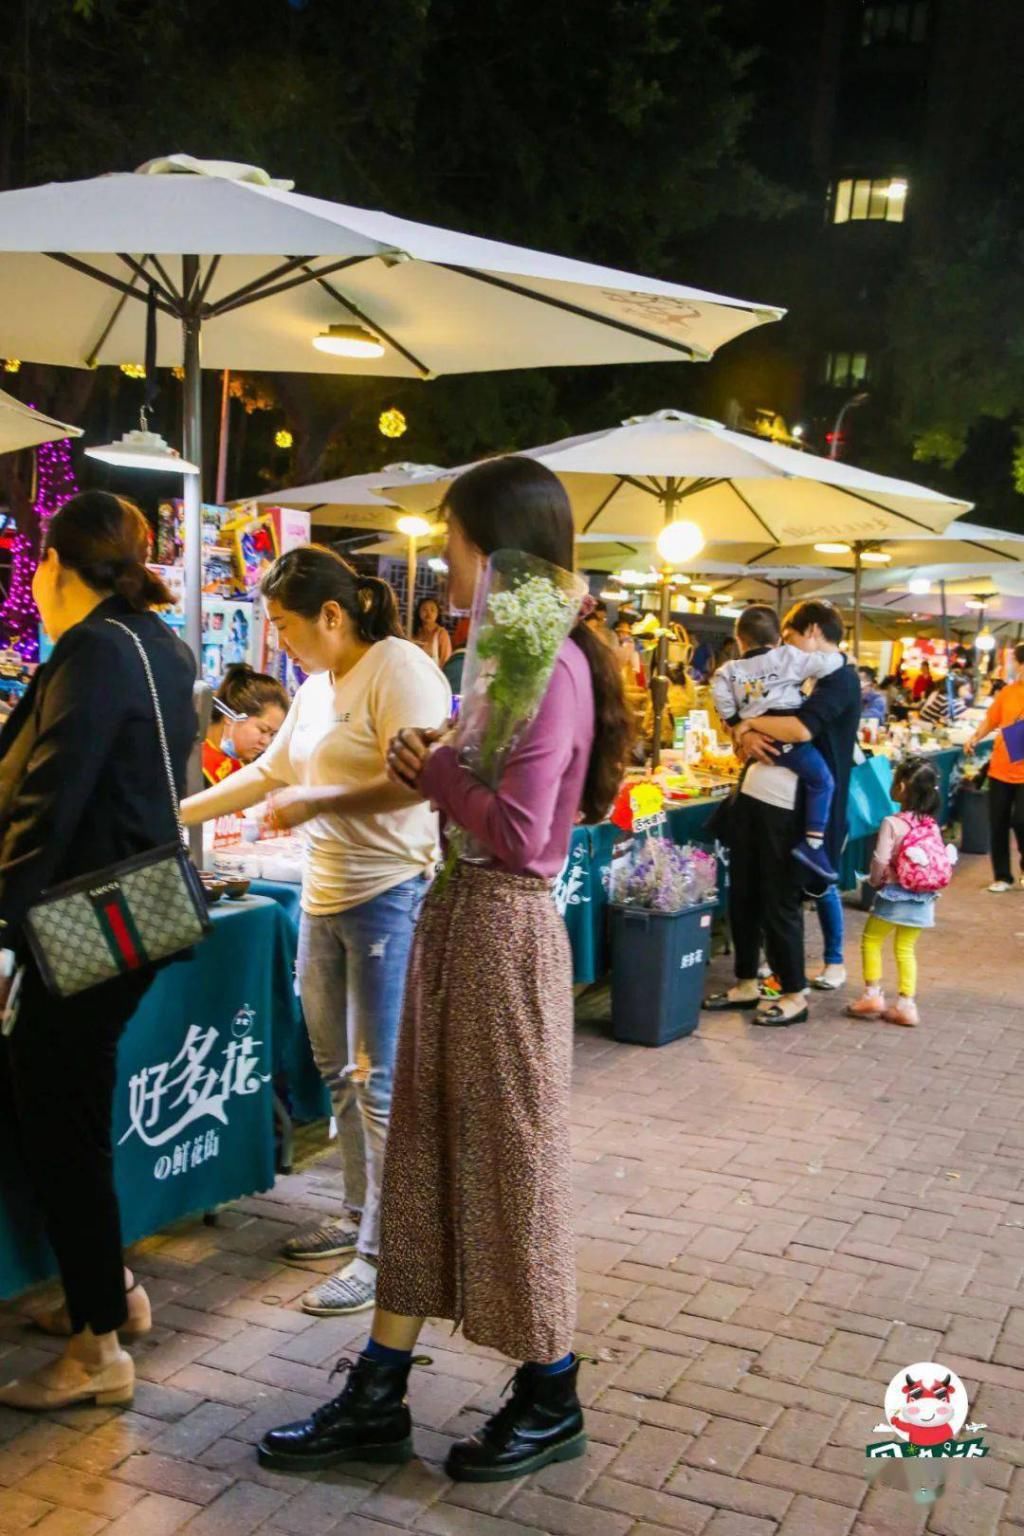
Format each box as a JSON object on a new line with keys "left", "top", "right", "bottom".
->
{"left": 0, "top": 491, "right": 195, "bottom": 1411}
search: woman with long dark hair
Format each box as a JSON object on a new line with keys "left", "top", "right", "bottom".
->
{"left": 411, "top": 595, "right": 452, "bottom": 668}
{"left": 0, "top": 492, "right": 195, "bottom": 1410}
{"left": 183, "top": 548, "right": 450, "bottom": 1317}
{"left": 259, "top": 458, "right": 632, "bottom": 1482}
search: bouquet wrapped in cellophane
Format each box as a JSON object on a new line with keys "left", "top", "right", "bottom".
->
{"left": 441, "top": 549, "right": 586, "bottom": 873}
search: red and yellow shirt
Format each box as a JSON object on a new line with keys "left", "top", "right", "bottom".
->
{"left": 202, "top": 739, "right": 242, "bottom": 787}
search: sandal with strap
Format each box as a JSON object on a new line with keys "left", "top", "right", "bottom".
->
{"left": 753, "top": 1002, "right": 809, "bottom": 1027}
{"left": 703, "top": 992, "right": 759, "bottom": 1012}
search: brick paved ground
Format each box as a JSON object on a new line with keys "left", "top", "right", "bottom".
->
{"left": 2, "top": 853, "right": 1023, "bottom": 1536}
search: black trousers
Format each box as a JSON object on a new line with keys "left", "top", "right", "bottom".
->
{"left": 729, "top": 793, "right": 808, "bottom": 996}
{"left": 0, "top": 963, "right": 153, "bottom": 1336}
{"left": 989, "top": 777, "right": 1024, "bottom": 884}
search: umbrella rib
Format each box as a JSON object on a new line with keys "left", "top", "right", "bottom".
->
{"left": 829, "top": 487, "right": 945, "bottom": 535}
{"left": 440, "top": 265, "right": 703, "bottom": 360}
{"left": 727, "top": 482, "right": 781, "bottom": 542}
{"left": 115, "top": 254, "right": 180, "bottom": 310}
{"left": 304, "top": 266, "right": 433, "bottom": 379}
{"left": 581, "top": 478, "right": 628, "bottom": 535}
{"left": 204, "top": 254, "right": 318, "bottom": 313}
{"left": 963, "top": 538, "right": 1020, "bottom": 562}
{"left": 198, "top": 255, "right": 222, "bottom": 306}
{"left": 45, "top": 253, "right": 178, "bottom": 317}
{"left": 147, "top": 254, "right": 182, "bottom": 302}
{"left": 207, "top": 256, "right": 373, "bottom": 322}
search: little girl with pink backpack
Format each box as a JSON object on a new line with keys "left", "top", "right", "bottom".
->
{"left": 847, "top": 757, "right": 956, "bottom": 1027}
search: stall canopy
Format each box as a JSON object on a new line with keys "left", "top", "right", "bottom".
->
{"left": 384, "top": 408, "right": 971, "bottom": 543}
{"left": 0, "top": 156, "right": 783, "bottom": 657}
{"left": 0, "top": 389, "right": 82, "bottom": 456}
{"left": 250, "top": 464, "right": 442, "bottom": 533}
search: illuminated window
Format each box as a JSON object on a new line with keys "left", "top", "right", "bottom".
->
{"left": 823, "top": 352, "right": 871, "bottom": 388}
{"left": 861, "top": 2, "right": 929, "bottom": 46}
{"left": 832, "top": 176, "right": 907, "bottom": 223}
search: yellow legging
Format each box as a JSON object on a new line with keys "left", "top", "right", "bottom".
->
{"left": 862, "top": 917, "right": 922, "bottom": 997}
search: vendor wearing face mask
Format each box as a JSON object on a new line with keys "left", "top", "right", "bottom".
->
{"left": 202, "top": 664, "right": 289, "bottom": 784}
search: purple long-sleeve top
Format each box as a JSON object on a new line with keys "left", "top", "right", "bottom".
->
{"left": 418, "top": 639, "right": 595, "bottom": 878}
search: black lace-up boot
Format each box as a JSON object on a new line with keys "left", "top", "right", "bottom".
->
{"left": 446, "top": 1357, "right": 586, "bottom": 1482}
{"left": 258, "top": 1353, "right": 424, "bottom": 1471}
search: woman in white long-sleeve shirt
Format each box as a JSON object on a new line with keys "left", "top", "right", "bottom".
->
{"left": 182, "top": 547, "right": 449, "bottom": 1317}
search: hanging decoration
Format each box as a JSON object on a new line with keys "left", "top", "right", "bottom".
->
{"left": 274, "top": 428, "right": 294, "bottom": 449}
{"left": 378, "top": 408, "right": 407, "bottom": 439}
{"left": 0, "top": 429, "right": 79, "bottom": 660}
{"left": 2, "top": 360, "right": 21, "bottom": 374}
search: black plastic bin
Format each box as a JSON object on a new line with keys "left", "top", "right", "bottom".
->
{"left": 609, "top": 899, "right": 716, "bottom": 1047}
{"left": 960, "top": 781, "right": 991, "bottom": 856}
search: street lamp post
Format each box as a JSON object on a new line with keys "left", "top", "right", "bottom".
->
{"left": 829, "top": 391, "right": 870, "bottom": 461}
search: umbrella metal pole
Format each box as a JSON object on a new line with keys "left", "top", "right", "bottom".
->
{"left": 215, "top": 368, "right": 231, "bottom": 505}
{"left": 406, "top": 535, "right": 417, "bottom": 635}
{"left": 853, "top": 544, "right": 863, "bottom": 660}
{"left": 650, "top": 569, "right": 671, "bottom": 772}
{"left": 939, "top": 579, "right": 954, "bottom": 714}
{"left": 181, "top": 256, "right": 205, "bottom": 867}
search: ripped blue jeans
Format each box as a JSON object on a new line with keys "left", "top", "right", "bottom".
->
{"left": 296, "top": 876, "right": 425, "bottom": 1258}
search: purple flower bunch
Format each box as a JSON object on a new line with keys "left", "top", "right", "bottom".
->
{"left": 612, "top": 838, "right": 718, "bottom": 913}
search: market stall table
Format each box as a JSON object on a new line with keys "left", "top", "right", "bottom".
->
{"left": 0, "top": 896, "right": 294, "bottom": 1301}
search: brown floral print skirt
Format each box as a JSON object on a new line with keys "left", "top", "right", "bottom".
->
{"left": 377, "top": 862, "right": 576, "bottom": 1362}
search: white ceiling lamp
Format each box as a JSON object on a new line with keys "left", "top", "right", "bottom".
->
{"left": 815, "top": 541, "right": 852, "bottom": 555}
{"left": 690, "top": 582, "right": 714, "bottom": 595}
{"left": 860, "top": 549, "right": 892, "bottom": 565}
{"left": 656, "top": 518, "right": 704, "bottom": 565}
{"left": 975, "top": 629, "right": 996, "bottom": 652}
{"left": 964, "top": 598, "right": 987, "bottom": 610}
{"left": 86, "top": 411, "right": 199, "bottom": 475}
{"left": 312, "top": 323, "right": 386, "bottom": 359}
{"left": 396, "top": 514, "right": 432, "bottom": 538}
{"left": 908, "top": 576, "right": 931, "bottom": 595}
{"left": 427, "top": 556, "right": 448, "bottom": 574}
{"left": 718, "top": 605, "right": 743, "bottom": 618}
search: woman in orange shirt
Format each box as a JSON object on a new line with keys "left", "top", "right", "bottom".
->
{"left": 965, "top": 643, "right": 1024, "bottom": 893}
{"left": 203, "top": 664, "right": 289, "bottom": 785}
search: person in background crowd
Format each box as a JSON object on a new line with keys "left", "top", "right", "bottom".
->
{"left": 858, "top": 665, "right": 888, "bottom": 724}
{"left": 919, "top": 675, "right": 972, "bottom": 728}
{"left": 691, "top": 636, "right": 715, "bottom": 680}
{"left": 846, "top": 757, "right": 952, "bottom": 1027}
{"left": 643, "top": 661, "right": 697, "bottom": 748}
{"left": 712, "top": 636, "right": 740, "bottom": 673}
{"left": 583, "top": 599, "right": 608, "bottom": 635}
{"left": 202, "top": 664, "right": 289, "bottom": 785}
{"left": 614, "top": 615, "right": 647, "bottom": 689}
{"left": 882, "top": 673, "right": 911, "bottom": 722}
{"left": 412, "top": 596, "right": 452, "bottom": 668}
{"left": 911, "top": 660, "right": 933, "bottom": 702}
{"left": 708, "top": 601, "right": 860, "bottom": 1021}
{"left": 0, "top": 492, "right": 195, "bottom": 1411}
{"left": 258, "top": 457, "right": 632, "bottom": 1484}
{"left": 964, "top": 640, "right": 1024, "bottom": 893}
{"left": 183, "top": 549, "right": 450, "bottom": 1318}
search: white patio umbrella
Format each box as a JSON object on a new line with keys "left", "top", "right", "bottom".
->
{"left": 0, "top": 388, "right": 82, "bottom": 455}
{"left": 251, "top": 463, "right": 444, "bottom": 628}
{"left": 0, "top": 156, "right": 783, "bottom": 657}
{"left": 385, "top": 407, "right": 970, "bottom": 750}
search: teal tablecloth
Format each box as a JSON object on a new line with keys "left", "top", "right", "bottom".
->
{"left": 250, "top": 880, "right": 330, "bottom": 1124}
{"left": 0, "top": 897, "right": 289, "bottom": 1301}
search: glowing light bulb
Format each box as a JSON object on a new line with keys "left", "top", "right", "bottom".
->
{"left": 656, "top": 519, "right": 704, "bottom": 565}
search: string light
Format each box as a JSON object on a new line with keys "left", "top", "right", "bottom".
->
{"left": 0, "top": 429, "right": 79, "bottom": 660}
{"left": 2, "top": 359, "right": 21, "bottom": 374}
{"left": 119, "top": 363, "right": 146, "bottom": 380}
{"left": 274, "top": 428, "right": 293, "bottom": 449}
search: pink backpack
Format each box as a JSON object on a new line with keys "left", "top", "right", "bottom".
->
{"left": 893, "top": 815, "right": 953, "bottom": 894}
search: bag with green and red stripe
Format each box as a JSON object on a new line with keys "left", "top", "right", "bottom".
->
{"left": 22, "top": 621, "right": 210, "bottom": 999}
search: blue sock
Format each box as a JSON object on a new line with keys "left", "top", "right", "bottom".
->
{"left": 362, "top": 1338, "right": 412, "bottom": 1367}
{"left": 526, "top": 1353, "right": 574, "bottom": 1376}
